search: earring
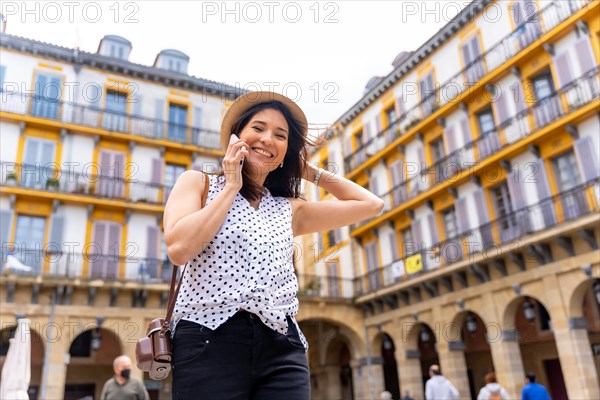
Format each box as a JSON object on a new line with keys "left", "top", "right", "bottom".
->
{"left": 280, "top": 161, "right": 284, "bottom": 168}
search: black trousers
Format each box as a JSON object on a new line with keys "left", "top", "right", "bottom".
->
{"left": 172, "top": 311, "right": 310, "bottom": 400}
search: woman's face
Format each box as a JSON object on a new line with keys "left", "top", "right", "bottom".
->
{"left": 238, "top": 108, "right": 289, "bottom": 176}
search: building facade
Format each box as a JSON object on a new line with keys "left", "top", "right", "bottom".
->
{"left": 1, "top": 0, "right": 599, "bottom": 399}
{"left": 304, "top": 0, "right": 599, "bottom": 399}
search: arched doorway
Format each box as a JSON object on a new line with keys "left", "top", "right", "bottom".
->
{"left": 417, "top": 323, "right": 439, "bottom": 389}
{"left": 64, "top": 327, "right": 122, "bottom": 400}
{"left": 379, "top": 333, "right": 400, "bottom": 400}
{"left": 300, "top": 319, "right": 360, "bottom": 400}
{"left": 460, "top": 312, "right": 494, "bottom": 400}
{"left": 576, "top": 278, "right": 600, "bottom": 388}
{"left": 515, "top": 297, "right": 568, "bottom": 400}
{"left": 0, "top": 324, "right": 45, "bottom": 400}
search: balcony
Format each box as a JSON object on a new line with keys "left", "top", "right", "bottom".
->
{"left": 355, "top": 67, "right": 599, "bottom": 229}
{"left": 0, "top": 92, "right": 221, "bottom": 149}
{"left": 2, "top": 249, "right": 173, "bottom": 284}
{"left": 1, "top": 161, "right": 172, "bottom": 205}
{"left": 296, "top": 273, "right": 355, "bottom": 299}
{"left": 354, "top": 178, "right": 600, "bottom": 294}
{"left": 344, "top": 0, "right": 593, "bottom": 173}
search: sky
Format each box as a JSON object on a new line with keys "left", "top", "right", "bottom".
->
{"left": 1, "top": 0, "right": 470, "bottom": 131}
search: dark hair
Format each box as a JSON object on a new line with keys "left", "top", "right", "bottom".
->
{"left": 226, "top": 101, "right": 309, "bottom": 201}
{"left": 526, "top": 373, "right": 536, "bottom": 382}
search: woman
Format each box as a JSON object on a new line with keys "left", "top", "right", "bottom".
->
{"left": 477, "top": 372, "right": 509, "bottom": 400}
{"left": 164, "top": 91, "right": 384, "bottom": 400}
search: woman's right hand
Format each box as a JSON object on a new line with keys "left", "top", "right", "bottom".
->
{"left": 222, "top": 134, "right": 249, "bottom": 191}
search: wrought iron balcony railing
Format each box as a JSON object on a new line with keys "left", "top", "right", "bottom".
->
{"left": 296, "top": 273, "right": 355, "bottom": 299}
{"left": 354, "top": 178, "right": 600, "bottom": 295}
{"left": 1, "top": 161, "right": 174, "bottom": 204}
{"left": 0, "top": 91, "right": 221, "bottom": 149}
{"left": 356, "top": 67, "right": 599, "bottom": 229}
{"left": 344, "top": 0, "right": 593, "bottom": 172}
{"left": 2, "top": 249, "right": 174, "bottom": 283}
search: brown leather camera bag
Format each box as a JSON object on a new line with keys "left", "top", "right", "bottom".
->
{"left": 135, "top": 264, "right": 186, "bottom": 380}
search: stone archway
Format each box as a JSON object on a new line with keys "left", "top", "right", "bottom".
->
{"left": 452, "top": 311, "right": 494, "bottom": 400}
{"left": 0, "top": 324, "right": 45, "bottom": 399}
{"left": 504, "top": 296, "right": 567, "bottom": 400}
{"left": 298, "top": 318, "right": 363, "bottom": 400}
{"left": 64, "top": 327, "right": 122, "bottom": 400}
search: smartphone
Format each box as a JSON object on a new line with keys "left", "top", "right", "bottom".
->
{"left": 234, "top": 134, "right": 246, "bottom": 165}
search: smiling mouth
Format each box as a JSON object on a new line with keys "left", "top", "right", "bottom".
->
{"left": 252, "top": 148, "right": 274, "bottom": 158}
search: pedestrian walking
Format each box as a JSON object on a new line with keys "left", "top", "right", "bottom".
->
{"left": 100, "top": 355, "right": 149, "bottom": 400}
{"left": 521, "top": 372, "right": 551, "bottom": 400}
{"left": 425, "top": 364, "right": 459, "bottom": 400}
{"left": 164, "top": 91, "right": 384, "bottom": 400}
{"left": 477, "top": 372, "right": 509, "bottom": 400}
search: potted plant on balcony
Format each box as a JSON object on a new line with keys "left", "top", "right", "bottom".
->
{"left": 306, "top": 278, "right": 322, "bottom": 296}
{"left": 46, "top": 177, "right": 60, "bottom": 191}
{"left": 4, "top": 172, "right": 17, "bottom": 186}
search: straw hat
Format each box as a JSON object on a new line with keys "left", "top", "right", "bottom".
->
{"left": 220, "top": 91, "right": 308, "bottom": 151}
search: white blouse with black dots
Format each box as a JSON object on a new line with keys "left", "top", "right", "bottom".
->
{"left": 173, "top": 174, "right": 307, "bottom": 349}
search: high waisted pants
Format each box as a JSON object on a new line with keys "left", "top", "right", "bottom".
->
{"left": 172, "top": 311, "right": 310, "bottom": 400}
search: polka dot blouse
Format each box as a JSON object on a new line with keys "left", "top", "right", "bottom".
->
{"left": 173, "top": 174, "right": 307, "bottom": 349}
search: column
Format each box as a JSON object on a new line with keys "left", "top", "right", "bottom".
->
{"left": 437, "top": 340, "right": 470, "bottom": 398}
{"left": 351, "top": 359, "right": 371, "bottom": 400}
{"left": 553, "top": 320, "right": 600, "bottom": 399}
{"left": 43, "top": 315, "right": 70, "bottom": 400}
{"left": 397, "top": 349, "right": 423, "bottom": 400}
{"left": 488, "top": 332, "right": 525, "bottom": 399}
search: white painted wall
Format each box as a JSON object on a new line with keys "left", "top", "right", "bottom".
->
{"left": 0, "top": 121, "right": 20, "bottom": 163}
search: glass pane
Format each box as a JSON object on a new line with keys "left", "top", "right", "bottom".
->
{"left": 477, "top": 110, "right": 495, "bottom": 134}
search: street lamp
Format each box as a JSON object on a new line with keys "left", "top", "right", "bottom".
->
{"left": 466, "top": 313, "right": 477, "bottom": 333}
{"left": 420, "top": 326, "right": 431, "bottom": 343}
{"left": 91, "top": 316, "right": 105, "bottom": 351}
{"left": 523, "top": 299, "right": 536, "bottom": 321}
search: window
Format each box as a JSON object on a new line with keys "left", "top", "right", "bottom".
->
{"left": 14, "top": 215, "right": 46, "bottom": 274}
{"left": 461, "top": 35, "right": 485, "bottom": 83}
{"left": 21, "top": 138, "right": 56, "bottom": 189}
{"left": 97, "top": 150, "right": 125, "bottom": 198}
{"left": 419, "top": 72, "right": 436, "bottom": 116}
{"left": 441, "top": 207, "right": 459, "bottom": 240}
{"left": 531, "top": 71, "right": 561, "bottom": 126}
{"left": 492, "top": 183, "right": 517, "bottom": 242}
{"left": 477, "top": 108, "right": 495, "bottom": 134}
{"left": 401, "top": 228, "right": 414, "bottom": 257}
{"left": 89, "top": 221, "right": 121, "bottom": 279}
{"left": 168, "top": 103, "right": 188, "bottom": 142}
{"left": 385, "top": 107, "right": 397, "bottom": 127}
{"left": 31, "top": 73, "right": 61, "bottom": 119}
{"left": 553, "top": 151, "right": 586, "bottom": 219}
{"left": 364, "top": 242, "right": 381, "bottom": 290}
{"left": 103, "top": 90, "right": 128, "bottom": 132}
{"left": 164, "top": 163, "right": 186, "bottom": 201}
{"left": 476, "top": 108, "right": 500, "bottom": 158}
{"left": 430, "top": 138, "right": 445, "bottom": 163}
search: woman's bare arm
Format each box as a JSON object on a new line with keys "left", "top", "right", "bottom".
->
{"left": 290, "top": 165, "right": 384, "bottom": 237}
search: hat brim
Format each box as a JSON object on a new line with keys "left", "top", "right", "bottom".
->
{"left": 220, "top": 91, "right": 308, "bottom": 151}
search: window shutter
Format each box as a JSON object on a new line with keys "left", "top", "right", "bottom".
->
{"left": 575, "top": 38, "right": 596, "bottom": 75}
{"left": 154, "top": 99, "right": 165, "bottom": 138}
{"left": 455, "top": 197, "right": 469, "bottom": 234}
{"left": 146, "top": 226, "right": 159, "bottom": 259}
{"left": 513, "top": 81, "right": 527, "bottom": 113}
{"left": 427, "top": 213, "right": 439, "bottom": 244}
{"left": 411, "top": 218, "right": 423, "bottom": 251}
{"left": 474, "top": 188, "right": 490, "bottom": 223}
{"left": 396, "top": 96, "right": 405, "bottom": 120}
{"left": 369, "top": 176, "right": 379, "bottom": 196}
{"left": 553, "top": 52, "right": 574, "bottom": 88}
{"left": 388, "top": 231, "right": 399, "bottom": 260}
{"left": 495, "top": 94, "right": 510, "bottom": 124}
{"left": 0, "top": 66, "right": 6, "bottom": 91}
{"left": 344, "top": 136, "right": 353, "bottom": 156}
{"left": 460, "top": 118, "right": 472, "bottom": 145}
{"left": 534, "top": 158, "right": 552, "bottom": 200}
{"left": 193, "top": 106, "right": 203, "bottom": 128}
{"left": 375, "top": 114, "right": 383, "bottom": 134}
{"left": 99, "top": 151, "right": 111, "bottom": 178}
{"left": 334, "top": 229, "right": 342, "bottom": 244}
{"left": 364, "top": 122, "right": 373, "bottom": 141}
{"left": 151, "top": 158, "right": 163, "bottom": 185}
{"left": 132, "top": 94, "right": 142, "bottom": 116}
{"left": 507, "top": 170, "right": 525, "bottom": 211}
{"left": 0, "top": 209, "right": 13, "bottom": 249}
{"left": 48, "top": 215, "right": 64, "bottom": 246}
{"left": 444, "top": 125, "right": 457, "bottom": 153}
{"left": 573, "top": 136, "right": 600, "bottom": 182}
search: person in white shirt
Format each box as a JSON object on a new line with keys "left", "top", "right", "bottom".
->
{"left": 425, "top": 364, "right": 459, "bottom": 400}
{"left": 477, "top": 372, "right": 509, "bottom": 400}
